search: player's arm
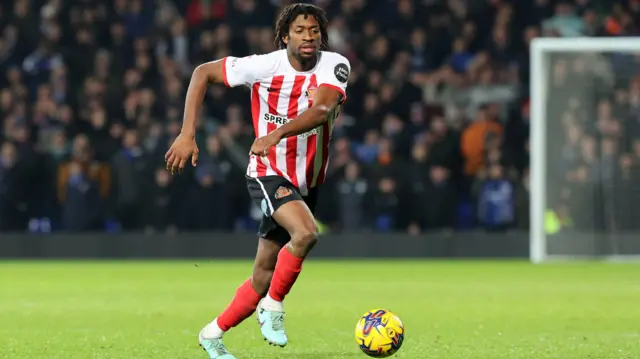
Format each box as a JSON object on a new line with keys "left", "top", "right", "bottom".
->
{"left": 179, "top": 60, "right": 226, "bottom": 136}
{"left": 272, "top": 86, "right": 344, "bottom": 140}
{"left": 165, "top": 60, "right": 224, "bottom": 174}
{"left": 168, "top": 56, "right": 258, "bottom": 173}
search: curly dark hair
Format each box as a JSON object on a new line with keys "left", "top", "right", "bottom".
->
{"left": 274, "top": 3, "right": 329, "bottom": 50}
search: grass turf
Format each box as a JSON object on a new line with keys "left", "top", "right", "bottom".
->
{"left": 1, "top": 260, "right": 639, "bottom": 359}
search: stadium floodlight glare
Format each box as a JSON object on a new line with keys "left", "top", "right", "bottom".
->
{"left": 530, "top": 37, "right": 640, "bottom": 263}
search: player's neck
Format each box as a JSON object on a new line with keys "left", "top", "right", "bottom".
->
{"left": 287, "top": 53, "right": 318, "bottom": 72}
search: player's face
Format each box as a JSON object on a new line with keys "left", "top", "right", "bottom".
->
{"left": 286, "top": 15, "right": 321, "bottom": 59}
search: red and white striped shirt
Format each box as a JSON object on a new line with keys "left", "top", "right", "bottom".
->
{"left": 222, "top": 50, "right": 350, "bottom": 196}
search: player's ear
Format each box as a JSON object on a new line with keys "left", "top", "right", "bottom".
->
{"left": 283, "top": 34, "right": 289, "bottom": 45}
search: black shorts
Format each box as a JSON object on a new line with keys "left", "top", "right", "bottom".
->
{"left": 246, "top": 175, "right": 318, "bottom": 245}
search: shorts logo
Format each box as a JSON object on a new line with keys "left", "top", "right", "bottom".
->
{"left": 334, "top": 63, "right": 349, "bottom": 83}
{"left": 274, "top": 186, "right": 292, "bottom": 199}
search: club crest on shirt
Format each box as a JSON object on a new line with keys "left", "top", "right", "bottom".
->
{"left": 274, "top": 186, "right": 293, "bottom": 199}
{"left": 305, "top": 86, "right": 317, "bottom": 99}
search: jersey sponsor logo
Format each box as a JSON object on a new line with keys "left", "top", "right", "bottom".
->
{"left": 274, "top": 186, "right": 292, "bottom": 199}
{"left": 264, "top": 113, "right": 290, "bottom": 125}
{"left": 298, "top": 128, "right": 318, "bottom": 139}
{"left": 334, "top": 63, "right": 349, "bottom": 83}
{"left": 263, "top": 113, "right": 318, "bottom": 139}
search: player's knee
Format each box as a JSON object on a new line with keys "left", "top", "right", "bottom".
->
{"left": 290, "top": 225, "right": 319, "bottom": 252}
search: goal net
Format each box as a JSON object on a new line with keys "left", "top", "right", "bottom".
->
{"left": 531, "top": 38, "right": 640, "bottom": 263}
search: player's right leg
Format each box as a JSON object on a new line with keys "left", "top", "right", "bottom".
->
{"left": 198, "top": 237, "right": 283, "bottom": 358}
{"left": 244, "top": 175, "right": 321, "bottom": 347}
{"left": 257, "top": 199, "right": 317, "bottom": 347}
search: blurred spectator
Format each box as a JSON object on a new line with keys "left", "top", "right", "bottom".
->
{"left": 337, "top": 161, "right": 368, "bottom": 232}
{"left": 542, "top": 1, "right": 585, "bottom": 37}
{"left": 142, "top": 167, "right": 177, "bottom": 234}
{"left": 111, "top": 129, "right": 148, "bottom": 230}
{"left": 474, "top": 164, "right": 514, "bottom": 231}
{"left": 461, "top": 105, "right": 503, "bottom": 179}
{"left": 0, "top": 141, "right": 28, "bottom": 231}
{"left": 56, "top": 134, "right": 110, "bottom": 231}
{"left": 371, "top": 176, "right": 400, "bottom": 232}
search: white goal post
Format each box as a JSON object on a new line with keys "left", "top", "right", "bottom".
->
{"left": 530, "top": 37, "right": 640, "bottom": 263}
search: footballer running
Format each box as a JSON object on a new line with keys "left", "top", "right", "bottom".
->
{"left": 165, "top": 3, "right": 349, "bottom": 358}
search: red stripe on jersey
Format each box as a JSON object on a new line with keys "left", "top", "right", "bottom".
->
{"left": 267, "top": 76, "right": 285, "bottom": 177}
{"left": 305, "top": 74, "right": 318, "bottom": 188}
{"left": 251, "top": 82, "right": 266, "bottom": 176}
{"left": 222, "top": 57, "right": 230, "bottom": 87}
{"left": 285, "top": 76, "right": 306, "bottom": 188}
{"left": 316, "top": 121, "right": 330, "bottom": 185}
{"left": 251, "top": 82, "right": 261, "bottom": 137}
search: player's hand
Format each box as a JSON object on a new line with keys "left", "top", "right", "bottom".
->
{"left": 250, "top": 132, "right": 281, "bottom": 157}
{"left": 165, "top": 133, "right": 199, "bottom": 174}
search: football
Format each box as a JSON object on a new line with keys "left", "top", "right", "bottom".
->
{"left": 354, "top": 309, "right": 405, "bottom": 357}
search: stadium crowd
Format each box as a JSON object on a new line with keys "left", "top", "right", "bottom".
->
{"left": 0, "top": 0, "right": 630, "bottom": 234}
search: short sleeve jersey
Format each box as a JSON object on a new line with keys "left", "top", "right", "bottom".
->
{"left": 222, "top": 50, "right": 350, "bottom": 195}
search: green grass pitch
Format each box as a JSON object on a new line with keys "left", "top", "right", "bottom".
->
{"left": 2, "top": 260, "right": 640, "bottom": 359}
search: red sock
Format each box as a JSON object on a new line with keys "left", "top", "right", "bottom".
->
{"left": 217, "top": 278, "right": 262, "bottom": 331}
{"left": 268, "top": 247, "right": 305, "bottom": 302}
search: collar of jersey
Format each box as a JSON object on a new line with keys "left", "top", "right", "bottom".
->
{"left": 282, "top": 49, "right": 322, "bottom": 74}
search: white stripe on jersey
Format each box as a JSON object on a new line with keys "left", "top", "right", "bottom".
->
{"left": 275, "top": 75, "right": 293, "bottom": 183}
{"left": 295, "top": 77, "right": 313, "bottom": 196}
{"left": 258, "top": 80, "right": 276, "bottom": 177}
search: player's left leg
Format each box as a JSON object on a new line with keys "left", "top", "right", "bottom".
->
{"left": 198, "top": 237, "right": 283, "bottom": 358}
{"left": 257, "top": 196, "right": 319, "bottom": 347}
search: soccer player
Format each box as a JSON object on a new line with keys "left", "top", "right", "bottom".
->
{"left": 164, "top": 4, "right": 350, "bottom": 359}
